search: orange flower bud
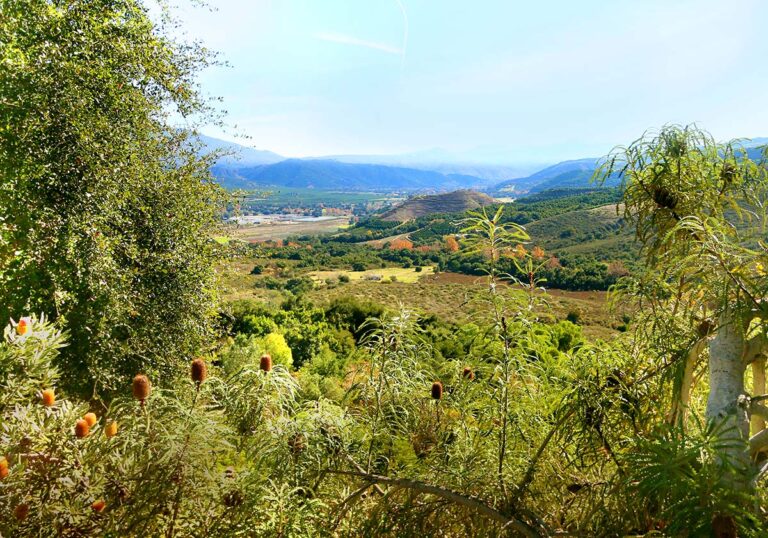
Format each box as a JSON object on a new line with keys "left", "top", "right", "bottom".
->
{"left": 431, "top": 381, "right": 443, "bottom": 400}
{"left": 83, "top": 412, "right": 98, "bottom": 427}
{"left": 75, "top": 419, "right": 90, "bottom": 439}
{"left": 260, "top": 353, "right": 272, "bottom": 372}
{"left": 105, "top": 421, "right": 118, "bottom": 438}
{"left": 41, "top": 389, "right": 55, "bottom": 407}
{"left": 16, "top": 317, "right": 30, "bottom": 336}
{"left": 131, "top": 374, "right": 151, "bottom": 402}
{"left": 91, "top": 499, "right": 106, "bottom": 513}
{"left": 191, "top": 358, "right": 207, "bottom": 385}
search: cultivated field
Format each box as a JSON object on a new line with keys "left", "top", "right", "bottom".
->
{"left": 225, "top": 217, "right": 350, "bottom": 242}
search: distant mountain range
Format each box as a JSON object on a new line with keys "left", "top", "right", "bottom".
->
{"left": 201, "top": 135, "right": 767, "bottom": 195}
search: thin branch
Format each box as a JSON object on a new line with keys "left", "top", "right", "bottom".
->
{"left": 323, "top": 469, "right": 541, "bottom": 537}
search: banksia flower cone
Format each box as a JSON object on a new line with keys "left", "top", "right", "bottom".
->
{"left": 83, "top": 412, "right": 98, "bottom": 427}
{"left": 260, "top": 353, "right": 272, "bottom": 372}
{"left": 91, "top": 500, "right": 106, "bottom": 513}
{"left": 0, "top": 456, "right": 8, "bottom": 479}
{"left": 14, "top": 503, "right": 29, "bottom": 521}
{"left": 132, "top": 374, "right": 151, "bottom": 402}
{"left": 75, "top": 419, "right": 90, "bottom": 438}
{"left": 41, "top": 389, "right": 55, "bottom": 407}
{"left": 431, "top": 381, "right": 443, "bottom": 400}
{"left": 16, "top": 317, "right": 30, "bottom": 336}
{"left": 462, "top": 367, "right": 475, "bottom": 380}
{"left": 191, "top": 358, "right": 208, "bottom": 385}
{"left": 105, "top": 421, "right": 118, "bottom": 438}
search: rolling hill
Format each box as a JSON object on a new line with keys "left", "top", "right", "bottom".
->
{"left": 380, "top": 190, "right": 497, "bottom": 222}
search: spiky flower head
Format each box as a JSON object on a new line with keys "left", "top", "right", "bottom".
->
{"left": 83, "top": 412, "right": 98, "bottom": 427}
{"left": 41, "top": 389, "right": 55, "bottom": 407}
{"left": 0, "top": 456, "right": 8, "bottom": 479}
{"left": 14, "top": 503, "right": 29, "bottom": 521}
{"left": 191, "top": 358, "right": 208, "bottom": 385}
{"left": 16, "top": 317, "right": 30, "bottom": 336}
{"left": 260, "top": 353, "right": 272, "bottom": 372}
{"left": 131, "top": 374, "right": 151, "bottom": 402}
{"left": 431, "top": 381, "right": 443, "bottom": 400}
{"left": 105, "top": 421, "right": 118, "bottom": 438}
{"left": 75, "top": 419, "right": 90, "bottom": 438}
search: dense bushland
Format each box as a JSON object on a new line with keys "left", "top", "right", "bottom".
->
{"left": 3, "top": 0, "right": 768, "bottom": 535}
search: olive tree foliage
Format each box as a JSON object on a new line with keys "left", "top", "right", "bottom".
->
{"left": 597, "top": 126, "right": 768, "bottom": 506}
{"left": 0, "top": 0, "right": 226, "bottom": 393}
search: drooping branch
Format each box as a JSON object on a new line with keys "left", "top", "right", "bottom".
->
{"left": 749, "top": 428, "right": 768, "bottom": 456}
{"left": 669, "top": 338, "right": 706, "bottom": 425}
{"left": 323, "top": 469, "right": 541, "bottom": 537}
{"left": 752, "top": 357, "right": 767, "bottom": 435}
{"left": 743, "top": 334, "right": 767, "bottom": 365}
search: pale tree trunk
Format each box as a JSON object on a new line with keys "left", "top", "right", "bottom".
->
{"left": 706, "top": 311, "right": 750, "bottom": 476}
{"left": 752, "top": 357, "right": 766, "bottom": 435}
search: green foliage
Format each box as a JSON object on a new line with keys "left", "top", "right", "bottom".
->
{"left": 0, "top": 0, "right": 225, "bottom": 394}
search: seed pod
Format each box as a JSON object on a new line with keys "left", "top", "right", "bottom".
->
{"left": 91, "top": 500, "right": 106, "bottom": 513}
{"left": 14, "top": 503, "right": 29, "bottom": 521}
{"left": 697, "top": 319, "right": 714, "bottom": 338}
{"left": 16, "top": 317, "right": 30, "bottom": 336}
{"left": 75, "top": 419, "right": 90, "bottom": 439}
{"left": 223, "top": 490, "right": 243, "bottom": 507}
{"left": 83, "top": 412, "right": 98, "bottom": 427}
{"left": 131, "top": 374, "right": 151, "bottom": 402}
{"left": 105, "top": 421, "right": 118, "bottom": 438}
{"left": 431, "top": 381, "right": 443, "bottom": 400}
{"left": 462, "top": 367, "right": 475, "bottom": 380}
{"left": 41, "top": 389, "right": 55, "bottom": 407}
{"left": 260, "top": 353, "right": 272, "bottom": 372}
{"left": 288, "top": 433, "right": 306, "bottom": 455}
{"left": 651, "top": 185, "right": 677, "bottom": 210}
{"left": 191, "top": 358, "right": 208, "bottom": 385}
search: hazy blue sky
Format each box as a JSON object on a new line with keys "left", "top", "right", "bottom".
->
{"left": 173, "top": 0, "right": 768, "bottom": 162}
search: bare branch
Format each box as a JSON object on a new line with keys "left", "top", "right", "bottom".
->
{"left": 323, "top": 469, "right": 541, "bottom": 537}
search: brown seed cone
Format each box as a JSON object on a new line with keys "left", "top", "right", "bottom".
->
{"left": 132, "top": 374, "right": 151, "bottom": 401}
{"left": 91, "top": 500, "right": 106, "bottom": 513}
{"left": 431, "top": 381, "right": 443, "bottom": 400}
{"left": 75, "top": 419, "right": 90, "bottom": 439}
{"left": 105, "top": 421, "right": 118, "bottom": 438}
{"left": 223, "top": 490, "right": 243, "bottom": 507}
{"left": 41, "top": 389, "right": 55, "bottom": 407}
{"left": 462, "top": 367, "right": 475, "bottom": 380}
{"left": 191, "top": 358, "right": 208, "bottom": 384}
{"left": 14, "top": 503, "right": 29, "bottom": 521}
{"left": 260, "top": 353, "right": 272, "bottom": 372}
{"left": 83, "top": 412, "right": 98, "bottom": 427}
{"left": 288, "top": 433, "right": 306, "bottom": 455}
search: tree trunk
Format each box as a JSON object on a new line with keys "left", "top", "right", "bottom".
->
{"left": 706, "top": 311, "right": 750, "bottom": 476}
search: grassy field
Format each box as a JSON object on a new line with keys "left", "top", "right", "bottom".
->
{"left": 308, "top": 272, "right": 627, "bottom": 340}
{"left": 225, "top": 217, "right": 349, "bottom": 242}
{"left": 309, "top": 266, "right": 435, "bottom": 284}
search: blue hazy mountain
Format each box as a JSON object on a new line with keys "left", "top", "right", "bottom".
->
{"left": 220, "top": 158, "right": 488, "bottom": 191}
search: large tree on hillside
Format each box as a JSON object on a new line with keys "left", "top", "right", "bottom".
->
{"left": 598, "top": 126, "right": 768, "bottom": 519}
{"left": 0, "top": 0, "right": 225, "bottom": 393}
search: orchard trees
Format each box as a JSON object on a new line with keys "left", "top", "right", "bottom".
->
{"left": 0, "top": 0, "right": 225, "bottom": 394}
